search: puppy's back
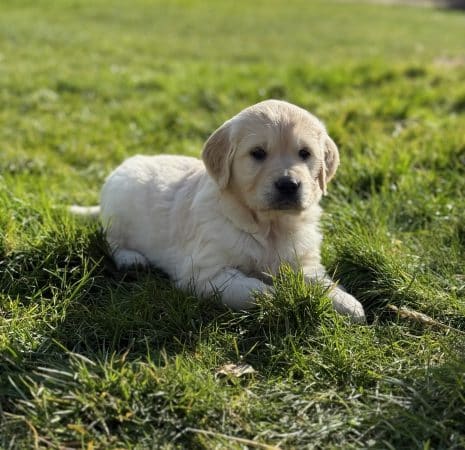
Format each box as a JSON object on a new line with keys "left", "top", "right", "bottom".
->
{"left": 100, "top": 154, "right": 205, "bottom": 267}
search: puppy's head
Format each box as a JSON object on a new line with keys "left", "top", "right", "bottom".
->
{"left": 202, "top": 100, "right": 339, "bottom": 213}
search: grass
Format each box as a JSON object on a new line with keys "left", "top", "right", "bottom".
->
{"left": 1, "top": 0, "right": 465, "bottom": 448}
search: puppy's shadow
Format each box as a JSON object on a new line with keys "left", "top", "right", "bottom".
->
{"left": 2, "top": 223, "right": 398, "bottom": 376}
{"left": 54, "top": 265, "right": 229, "bottom": 362}
{"left": 1, "top": 226, "right": 228, "bottom": 369}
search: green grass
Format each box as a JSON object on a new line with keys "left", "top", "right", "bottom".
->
{"left": 1, "top": 0, "right": 465, "bottom": 448}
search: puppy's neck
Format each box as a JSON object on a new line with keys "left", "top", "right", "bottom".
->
{"left": 219, "top": 189, "right": 260, "bottom": 234}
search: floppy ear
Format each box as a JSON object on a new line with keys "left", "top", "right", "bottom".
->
{"left": 318, "top": 134, "right": 340, "bottom": 195}
{"left": 202, "top": 121, "right": 235, "bottom": 190}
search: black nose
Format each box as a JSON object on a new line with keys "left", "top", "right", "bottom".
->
{"left": 274, "top": 176, "right": 301, "bottom": 196}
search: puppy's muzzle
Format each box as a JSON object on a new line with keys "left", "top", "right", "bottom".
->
{"left": 272, "top": 176, "right": 303, "bottom": 210}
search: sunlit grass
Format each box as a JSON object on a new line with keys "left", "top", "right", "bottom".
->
{"left": 1, "top": 0, "right": 465, "bottom": 448}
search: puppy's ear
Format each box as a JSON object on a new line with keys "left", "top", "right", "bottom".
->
{"left": 202, "top": 121, "right": 234, "bottom": 190}
{"left": 318, "top": 134, "right": 340, "bottom": 195}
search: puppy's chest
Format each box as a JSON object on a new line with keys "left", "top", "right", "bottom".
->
{"left": 236, "top": 228, "right": 308, "bottom": 275}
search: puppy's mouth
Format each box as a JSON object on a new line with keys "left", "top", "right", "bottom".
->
{"left": 268, "top": 196, "right": 305, "bottom": 212}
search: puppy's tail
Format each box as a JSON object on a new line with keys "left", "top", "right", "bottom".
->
{"left": 69, "top": 205, "right": 100, "bottom": 219}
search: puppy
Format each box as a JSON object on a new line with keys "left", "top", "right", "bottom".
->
{"left": 94, "top": 100, "right": 365, "bottom": 321}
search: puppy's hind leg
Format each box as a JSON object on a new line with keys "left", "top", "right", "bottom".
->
{"left": 113, "top": 248, "right": 150, "bottom": 270}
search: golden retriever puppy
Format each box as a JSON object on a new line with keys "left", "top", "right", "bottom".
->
{"left": 95, "top": 100, "right": 365, "bottom": 321}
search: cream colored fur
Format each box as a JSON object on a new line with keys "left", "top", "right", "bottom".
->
{"left": 99, "top": 100, "right": 365, "bottom": 321}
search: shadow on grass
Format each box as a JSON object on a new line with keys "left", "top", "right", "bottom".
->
{"left": 0, "top": 221, "right": 351, "bottom": 373}
{"left": 0, "top": 218, "right": 441, "bottom": 374}
{"left": 2, "top": 218, "right": 463, "bottom": 372}
{"left": 0, "top": 223, "right": 226, "bottom": 362}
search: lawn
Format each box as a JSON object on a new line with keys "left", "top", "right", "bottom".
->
{"left": 1, "top": 0, "right": 465, "bottom": 448}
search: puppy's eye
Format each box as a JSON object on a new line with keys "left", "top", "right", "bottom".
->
{"left": 250, "top": 147, "right": 267, "bottom": 161}
{"left": 298, "top": 148, "right": 311, "bottom": 161}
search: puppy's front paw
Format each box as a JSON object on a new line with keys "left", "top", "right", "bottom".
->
{"left": 329, "top": 288, "right": 366, "bottom": 323}
{"left": 229, "top": 278, "right": 274, "bottom": 310}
